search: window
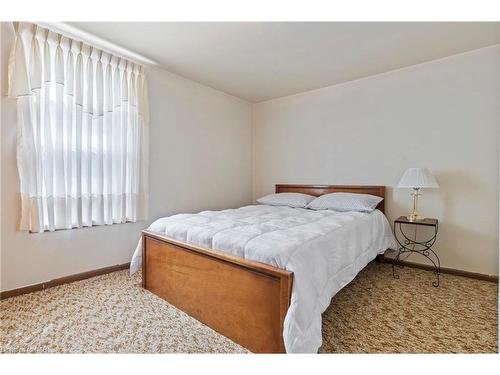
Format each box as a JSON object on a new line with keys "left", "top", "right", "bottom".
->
{"left": 8, "top": 22, "right": 149, "bottom": 232}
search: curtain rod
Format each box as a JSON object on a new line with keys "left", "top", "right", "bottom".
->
{"left": 34, "top": 22, "right": 159, "bottom": 67}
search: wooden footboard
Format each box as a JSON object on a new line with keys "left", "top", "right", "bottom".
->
{"left": 142, "top": 231, "right": 293, "bottom": 353}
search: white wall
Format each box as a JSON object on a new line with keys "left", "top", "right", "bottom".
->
{"left": 0, "top": 23, "right": 253, "bottom": 292}
{"left": 147, "top": 67, "right": 252, "bottom": 219}
{"left": 253, "top": 45, "right": 499, "bottom": 276}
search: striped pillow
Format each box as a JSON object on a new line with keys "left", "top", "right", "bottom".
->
{"left": 256, "top": 193, "right": 316, "bottom": 208}
{"left": 306, "top": 193, "right": 383, "bottom": 213}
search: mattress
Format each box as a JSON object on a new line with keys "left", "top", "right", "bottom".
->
{"left": 130, "top": 204, "right": 396, "bottom": 353}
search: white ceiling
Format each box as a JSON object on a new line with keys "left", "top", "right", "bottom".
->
{"left": 69, "top": 22, "right": 499, "bottom": 102}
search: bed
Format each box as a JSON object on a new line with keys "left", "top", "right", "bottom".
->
{"left": 130, "top": 185, "right": 395, "bottom": 353}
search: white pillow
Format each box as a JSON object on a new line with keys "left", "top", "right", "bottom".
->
{"left": 306, "top": 192, "right": 383, "bottom": 213}
{"left": 256, "top": 193, "right": 316, "bottom": 208}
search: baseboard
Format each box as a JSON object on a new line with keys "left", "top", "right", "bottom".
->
{"left": 0, "top": 262, "right": 131, "bottom": 300}
{"left": 2, "top": 255, "right": 497, "bottom": 300}
{"left": 379, "top": 256, "right": 498, "bottom": 283}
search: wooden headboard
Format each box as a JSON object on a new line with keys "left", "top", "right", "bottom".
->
{"left": 275, "top": 184, "right": 385, "bottom": 213}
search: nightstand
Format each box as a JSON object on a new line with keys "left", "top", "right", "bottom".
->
{"left": 393, "top": 216, "right": 440, "bottom": 287}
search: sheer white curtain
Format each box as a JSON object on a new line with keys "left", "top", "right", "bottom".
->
{"left": 8, "top": 22, "right": 149, "bottom": 232}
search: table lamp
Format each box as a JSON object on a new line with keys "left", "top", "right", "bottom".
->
{"left": 397, "top": 167, "right": 439, "bottom": 222}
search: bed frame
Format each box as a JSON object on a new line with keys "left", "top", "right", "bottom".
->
{"left": 141, "top": 184, "right": 386, "bottom": 353}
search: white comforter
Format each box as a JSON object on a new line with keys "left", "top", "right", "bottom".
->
{"left": 130, "top": 205, "right": 396, "bottom": 353}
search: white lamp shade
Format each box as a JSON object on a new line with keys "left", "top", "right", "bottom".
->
{"left": 397, "top": 168, "right": 439, "bottom": 188}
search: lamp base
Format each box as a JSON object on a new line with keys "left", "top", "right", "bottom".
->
{"left": 406, "top": 188, "right": 425, "bottom": 222}
{"left": 407, "top": 212, "right": 425, "bottom": 222}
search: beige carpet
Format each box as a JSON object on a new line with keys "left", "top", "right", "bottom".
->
{"left": 320, "top": 263, "right": 497, "bottom": 353}
{"left": 1, "top": 263, "right": 497, "bottom": 353}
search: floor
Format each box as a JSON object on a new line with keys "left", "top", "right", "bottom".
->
{"left": 320, "top": 263, "right": 498, "bottom": 353}
{"left": 1, "top": 262, "right": 497, "bottom": 353}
